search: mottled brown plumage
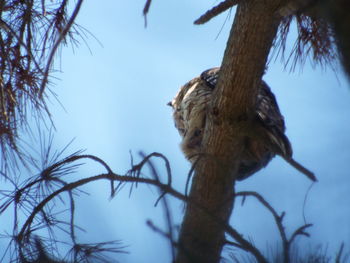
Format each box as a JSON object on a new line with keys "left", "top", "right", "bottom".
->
{"left": 169, "top": 67, "right": 316, "bottom": 181}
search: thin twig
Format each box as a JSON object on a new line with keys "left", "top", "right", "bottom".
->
{"left": 288, "top": 224, "right": 312, "bottom": 245}
{"left": 236, "top": 191, "right": 289, "bottom": 260}
{"left": 225, "top": 240, "right": 244, "bottom": 249}
{"left": 224, "top": 225, "right": 268, "bottom": 263}
{"left": 0, "top": 19, "right": 43, "bottom": 75}
{"left": 143, "top": 0, "right": 152, "bottom": 27}
{"left": 236, "top": 191, "right": 313, "bottom": 263}
{"left": 39, "top": 0, "right": 84, "bottom": 97}
{"left": 140, "top": 152, "right": 176, "bottom": 261}
{"left": 17, "top": 172, "right": 186, "bottom": 244}
{"left": 194, "top": 0, "right": 239, "bottom": 25}
{"left": 335, "top": 243, "right": 345, "bottom": 263}
{"left": 130, "top": 152, "right": 172, "bottom": 187}
{"left": 184, "top": 156, "right": 199, "bottom": 197}
{"left": 146, "top": 220, "right": 178, "bottom": 259}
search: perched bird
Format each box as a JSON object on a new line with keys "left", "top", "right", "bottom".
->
{"left": 169, "top": 67, "right": 316, "bottom": 181}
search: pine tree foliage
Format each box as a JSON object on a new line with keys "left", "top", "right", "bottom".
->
{"left": 0, "top": 0, "right": 84, "bottom": 174}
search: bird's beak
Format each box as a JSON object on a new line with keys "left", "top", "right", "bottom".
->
{"left": 167, "top": 101, "right": 173, "bottom": 107}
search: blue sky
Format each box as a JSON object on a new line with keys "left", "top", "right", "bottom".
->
{"left": 3, "top": 0, "right": 350, "bottom": 262}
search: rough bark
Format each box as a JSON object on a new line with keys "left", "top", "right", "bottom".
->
{"left": 175, "top": 0, "right": 283, "bottom": 262}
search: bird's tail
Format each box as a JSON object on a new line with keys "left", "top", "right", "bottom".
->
{"left": 283, "top": 157, "right": 317, "bottom": 182}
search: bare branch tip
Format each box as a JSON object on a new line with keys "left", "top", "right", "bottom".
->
{"left": 193, "top": 0, "right": 238, "bottom": 25}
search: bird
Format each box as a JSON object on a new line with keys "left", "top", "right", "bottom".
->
{"left": 168, "top": 67, "right": 316, "bottom": 181}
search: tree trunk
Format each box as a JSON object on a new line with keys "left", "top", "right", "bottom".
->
{"left": 175, "top": 0, "right": 283, "bottom": 262}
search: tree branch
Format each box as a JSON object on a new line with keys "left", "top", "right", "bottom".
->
{"left": 236, "top": 191, "right": 289, "bottom": 262}
{"left": 176, "top": 0, "right": 284, "bottom": 262}
{"left": 236, "top": 191, "right": 313, "bottom": 263}
{"left": 39, "top": 0, "right": 84, "bottom": 97}
{"left": 194, "top": 0, "right": 240, "bottom": 25}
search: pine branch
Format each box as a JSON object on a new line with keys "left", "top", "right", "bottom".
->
{"left": 194, "top": 0, "right": 240, "bottom": 25}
